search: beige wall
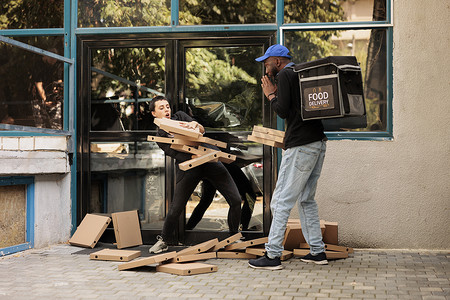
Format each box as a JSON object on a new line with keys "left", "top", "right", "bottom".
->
{"left": 292, "top": 0, "right": 450, "bottom": 249}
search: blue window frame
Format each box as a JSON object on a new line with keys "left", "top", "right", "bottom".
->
{"left": 0, "top": 177, "right": 35, "bottom": 256}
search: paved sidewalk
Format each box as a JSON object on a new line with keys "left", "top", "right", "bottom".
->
{"left": 0, "top": 244, "right": 448, "bottom": 300}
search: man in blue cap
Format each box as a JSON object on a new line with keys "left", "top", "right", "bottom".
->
{"left": 248, "top": 44, "right": 328, "bottom": 270}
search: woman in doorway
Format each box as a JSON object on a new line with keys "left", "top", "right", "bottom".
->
{"left": 148, "top": 96, "right": 242, "bottom": 253}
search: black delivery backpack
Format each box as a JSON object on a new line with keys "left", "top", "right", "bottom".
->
{"left": 293, "top": 56, "right": 367, "bottom": 130}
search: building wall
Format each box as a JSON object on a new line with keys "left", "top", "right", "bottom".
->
{"left": 292, "top": 0, "right": 450, "bottom": 249}
{"left": 0, "top": 136, "right": 72, "bottom": 248}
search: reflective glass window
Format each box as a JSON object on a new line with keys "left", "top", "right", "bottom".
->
{"left": 90, "top": 141, "right": 166, "bottom": 230}
{"left": 0, "top": 37, "right": 64, "bottom": 130}
{"left": 184, "top": 46, "right": 263, "bottom": 131}
{"left": 90, "top": 47, "right": 165, "bottom": 131}
{"left": 179, "top": 0, "right": 275, "bottom": 25}
{"left": 78, "top": 0, "right": 170, "bottom": 27}
{"left": 285, "top": 28, "right": 388, "bottom": 131}
{"left": 284, "top": 0, "right": 386, "bottom": 23}
{"left": 0, "top": 0, "right": 63, "bottom": 29}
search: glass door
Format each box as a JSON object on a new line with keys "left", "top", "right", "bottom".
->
{"left": 78, "top": 34, "right": 275, "bottom": 244}
{"left": 178, "top": 39, "right": 275, "bottom": 243}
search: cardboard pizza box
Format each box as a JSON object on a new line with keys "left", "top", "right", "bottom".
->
{"left": 223, "top": 237, "right": 268, "bottom": 251}
{"left": 118, "top": 251, "right": 177, "bottom": 271}
{"left": 171, "top": 252, "right": 216, "bottom": 263}
{"left": 111, "top": 210, "right": 143, "bottom": 249}
{"left": 90, "top": 249, "right": 141, "bottom": 262}
{"left": 68, "top": 214, "right": 111, "bottom": 248}
{"left": 293, "top": 249, "right": 348, "bottom": 259}
{"left": 216, "top": 251, "right": 257, "bottom": 259}
{"left": 176, "top": 238, "right": 219, "bottom": 256}
{"left": 212, "top": 232, "right": 243, "bottom": 251}
{"left": 156, "top": 262, "right": 218, "bottom": 276}
{"left": 247, "top": 134, "right": 284, "bottom": 148}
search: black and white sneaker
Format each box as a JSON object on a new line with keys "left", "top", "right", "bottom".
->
{"left": 248, "top": 253, "right": 283, "bottom": 270}
{"left": 300, "top": 252, "right": 328, "bottom": 265}
{"left": 149, "top": 235, "right": 168, "bottom": 254}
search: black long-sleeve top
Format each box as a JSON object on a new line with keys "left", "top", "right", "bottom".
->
{"left": 271, "top": 64, "right": 326, "bottom": 149}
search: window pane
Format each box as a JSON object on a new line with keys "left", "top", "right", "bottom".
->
{"left": 0, "top": 37, "right": 64, "bottom": 129}
{"left": 0, "top": 0, "right": 63, "bottom": 29}
{"left": 78, "top": 0, "right": 170, "bottom": 27}
{"left": 184, "top": 46, "right": 262, "bottom": 131}
{"left": 284, "top": 0, "right": 386, "bottom": 23}
{"left": 179, "top": 0, "right": 275, "bottom": 25}
{"left": 90, "top": 141, "right": 166, "bottom": 230}
{"left": 285, "top": 29, "right": 387, "bottom": 131}
{"left": 90, "top": 47, "right": 165, "bottom": 131}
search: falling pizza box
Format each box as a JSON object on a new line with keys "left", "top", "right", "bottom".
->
{"left": 212, "top": 232, "right": 243, "bottom": 251}
{"left": 293, "top": 248, "right": 348, "bottom": 259}
{"left": 118, "top": 251, "right": 177, "bottom": 271}
{"left": 148, "top": 135, "right": 200, "bottom": 147}
{"left": 154, "top": 118, "right": 203, "bottom": 139}
{"left": 244, "top": 248, "right": 293, "bottom": 261}
{"left": 68, "top": 214, "right": 111, "bottom": 248}
{"left": 247, "top": 134, "right": 284, "bottom": 149}
{"left": 176, "top": 238, "right": 219, "bottom": 256}
{"left": 252, "top": 126, "right": 285, "bottom": 138}
{"left": 156, "top": 262, "right": 218, "bottom": 276}
{"left": 251, "top": 131, "right": 285, "bottom": 144}
{"left": 178, "top": 151, "right": 220, "bottom": 171}
{"left": 223, "top": 237, "right": 268, "bottom": 251}
{"left": 170, "top": 144, "right": 235, "bottom": 164}
{"left": 171, "top": 134, "right": 228, "bottom": 149}
{"left": 216, "top": 251, "right": 257, "bottom": 259}
{"left": 111, "top": 210, "right": 143, "bottom": 249}
{"left": 171, "top": 252, "right": 217, "bottom": 263}
{"left": 90, "top": 249, "right": 141, "bottom": 262}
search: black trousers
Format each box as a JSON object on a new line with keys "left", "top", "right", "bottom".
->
{"left": 186, "top": 163, "right": 257, "bottom": 231}
{"left": 161, "top": 161, "right": 241, "bottom": 244}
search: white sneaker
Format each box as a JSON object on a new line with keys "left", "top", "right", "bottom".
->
{"left": 149, "top": 235, "right": 168, "bottom": 254}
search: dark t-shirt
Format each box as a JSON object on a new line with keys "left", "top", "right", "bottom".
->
{"left": 270, "top": 65, "right": 325, "bottom": 149}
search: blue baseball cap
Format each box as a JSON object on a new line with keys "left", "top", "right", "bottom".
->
{"left": 255, "top": 44, "right": 292, "bottom": 62}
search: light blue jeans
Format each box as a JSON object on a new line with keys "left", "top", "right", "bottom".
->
{"left": 266, "top": 140, "right": 327, "bottom": 258}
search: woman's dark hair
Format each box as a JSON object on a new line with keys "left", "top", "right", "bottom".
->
{"left": 149, "top": 95, "right": 168, "bottom": 112}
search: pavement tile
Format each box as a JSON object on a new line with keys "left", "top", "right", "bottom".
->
{"left": 1, "top": 245, "right": 449, "bottom": 299}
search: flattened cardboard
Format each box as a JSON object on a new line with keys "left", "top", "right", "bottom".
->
{"left": 156, "top": 262, "right": 218, "bottom": 276}
{"left": 172, "top": 252, "right": 216, "bottom": 263}
{"left": 176, "top": 238, "right": 219, "bottom": 256}
{"left": 216, "top": 251, "right": 257, "bottom": 259}
{"left": 223, "top": 237, "right": 268, "bottom": 251}
{"left": 178, "top": 152, "right": 220, "bottom": 171}
{"left": 247, "top": 134, "right": 284, "bottom": 148}
{"left": 111, "top": 210, "right": 143, "bottom": 249}
{"left": 293, "top": 249, "right": 349, "bottom": 259}
{"left": 170, "top": 145, "right": 235, "bottom": 164}
{"left": 253, "top": 126, "right": 286, "bottom": 138}
{"left": 212, "top": 232, "right": 243, "bottom": 251}
{"left": 68, "top": 214, "right": 111, "bottom": 248}
{"left": 90, "top": 249, "right": 141, "bottom": 262}
{"left": 118, "top": 251, "right": 177, "bottom": 271}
